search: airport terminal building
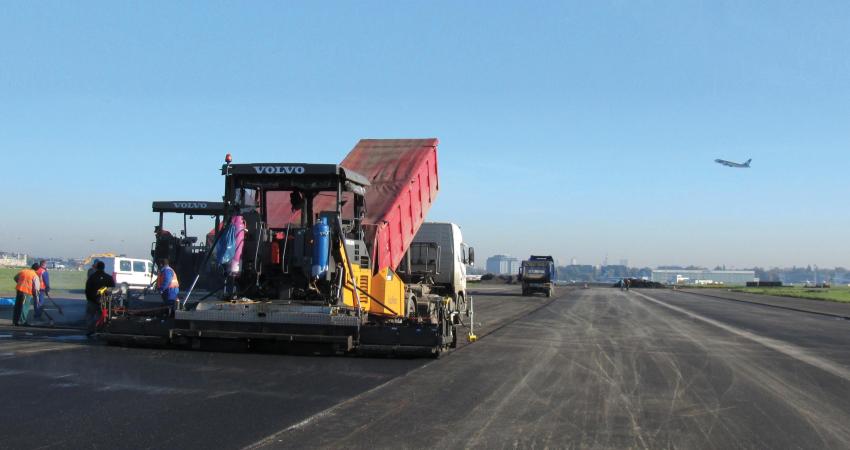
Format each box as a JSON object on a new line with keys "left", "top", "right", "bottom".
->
{"left": 651, "top": 269, "right": 756, "bottom": 286}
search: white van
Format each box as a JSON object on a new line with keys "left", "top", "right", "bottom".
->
{"left": 97, "top": 257, "right": 155, "bottom": 291}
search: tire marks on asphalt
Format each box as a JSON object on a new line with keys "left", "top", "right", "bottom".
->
{"left": 632, "top": 290, "right": 850, "bottom": 448}
{"left": 632, "top": 290, "right": 850, "bottom": 383}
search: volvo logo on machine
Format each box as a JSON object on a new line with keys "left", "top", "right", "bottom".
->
{"left": 252, "top": 165, "right": 306, "bottom": 175}
{"left": 173, "top": 202, "right": 207, "bottom": 209}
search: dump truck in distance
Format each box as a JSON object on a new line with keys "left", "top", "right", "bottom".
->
{"left": 519, "top": 255, "right": 556, "bottom": 297}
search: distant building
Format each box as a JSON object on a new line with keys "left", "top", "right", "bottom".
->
{"left": 601, "top": 265, "right": 629, "bottom": 280}
{"left": 570, "top": 257, "right": 577, "bottom": 266}
{"left": 651, "top": 269, "right": 755, "bottom": 286}
{"left": 0, "top": 252, "right": 27, "bottom": 267}
{"left": 619, "top": 259, "right": 629, "bottom": 267}
{"left": 559, "top": 264, "right": 596, "bottom": 282}
{"left": 486, "top": 254, "right": 521, "bottom": 275}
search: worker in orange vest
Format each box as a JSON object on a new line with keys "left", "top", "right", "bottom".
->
{"left": 12, "top": 263, "right": 41, "bottom": 326}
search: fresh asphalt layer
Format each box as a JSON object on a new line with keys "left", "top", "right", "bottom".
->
{"left": 257, "top": 288, "right": 850, "bottom": 449}
{"left": 2, "top": 286, "right": 850, "bottom": 449}
{"left": 0, "top": 285, "right": 551, "bottom": 450}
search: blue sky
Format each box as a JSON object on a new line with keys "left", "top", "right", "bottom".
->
{"left": 2, "top": 1, "right": 849, "bottom": 268}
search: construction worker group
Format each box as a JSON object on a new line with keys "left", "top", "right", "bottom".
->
{"left": 11, "top": 260, "right": 50, "bottom": 327}
{"left": 11, "top": 258, "right": 178, "bottom": 334}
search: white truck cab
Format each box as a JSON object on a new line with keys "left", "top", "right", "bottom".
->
{"left": 410, "top": 222, "right": 474, "bottom": 312}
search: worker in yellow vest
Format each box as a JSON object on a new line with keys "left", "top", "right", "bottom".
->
{"left": 13, "top": 263, "right": 41, "bottom": 326}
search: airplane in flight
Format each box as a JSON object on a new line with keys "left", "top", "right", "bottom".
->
{"left": 715, "top": 158, "right": 752, "bottom": 168}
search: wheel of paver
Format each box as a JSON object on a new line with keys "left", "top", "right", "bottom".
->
{"left": 405, "top": 294, "right": 417, "bottom": 317}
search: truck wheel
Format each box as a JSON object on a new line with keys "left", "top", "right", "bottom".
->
{"left": 431, "top": 347, "right": 442, "bottom": 359}
{"left": 457, "top": 293, "right": 467, "bottom": 317}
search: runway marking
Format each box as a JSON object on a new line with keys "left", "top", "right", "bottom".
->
{"left": 633, "top": 290, "right": 850, "bottom": 383}
{"left": 675, "top": 289, "right": 850, "bottom": 320}
{"left": 0, "top": 340, "right": 80, "bottom": 356}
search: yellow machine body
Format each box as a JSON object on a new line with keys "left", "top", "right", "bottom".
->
{"left": 367, "top": 268, "right": 406, "bottom": 316}
{"left": 339, "top": 240, "right": 406, "bottom": 318}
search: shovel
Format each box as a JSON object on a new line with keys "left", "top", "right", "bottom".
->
{"left": 45, "top": 291, "right": 64, "bottom": 315}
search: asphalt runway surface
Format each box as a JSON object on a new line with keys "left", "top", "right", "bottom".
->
{"left": 2, "top": 286, "right": 850, "bottom": 449}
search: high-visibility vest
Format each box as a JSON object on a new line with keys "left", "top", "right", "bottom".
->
{"left": 36, "top": 267, "right": 47, "bottom": 291}
{"left": 15, "top": 269, "right": 37, "bottom": 295}
{"left": 157, "top": 267, "right": 179, "bottom": 290}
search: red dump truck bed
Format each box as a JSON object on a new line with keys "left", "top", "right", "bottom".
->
{"left": 342, "top": 138, "right": 439, "bottom": 272}
{"left": 265, "top": 138, "right": 439, "bottom": 273}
